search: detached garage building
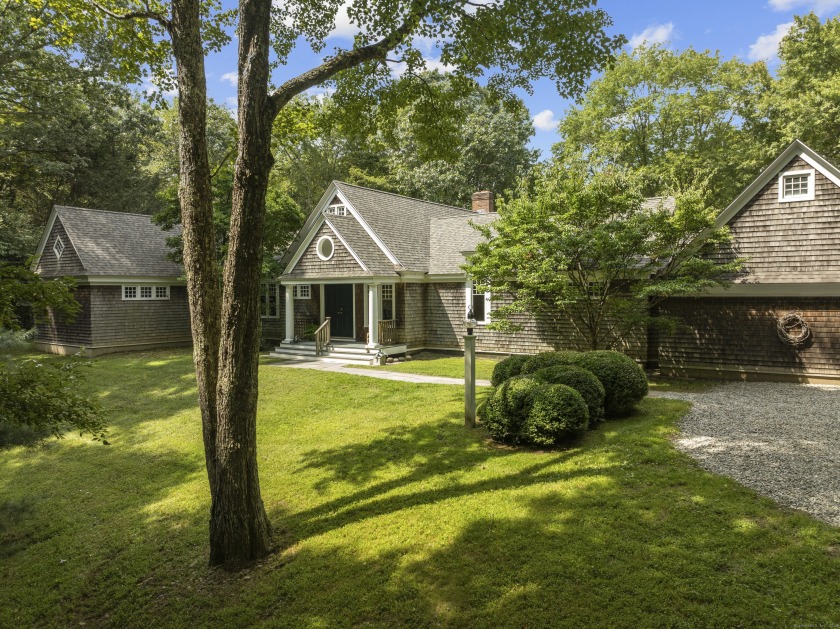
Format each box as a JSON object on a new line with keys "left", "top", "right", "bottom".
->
{"left": 32, "top": 206, "right": 191, "bottom": 356}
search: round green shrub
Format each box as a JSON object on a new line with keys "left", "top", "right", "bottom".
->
{"left": 490, "top": 354, "right": 530, "bottom": 386}
{"left": 571, "top": 351, "right": 648, "bottom": 419}
{"left": 482, "top": 376, "right": 543, "bottom": 444}
{"left": 532, "top": 365, "right": 606, "bottom": 423}
{"left": 520, "top": 351, "right": 583, "bottom": 375}
{"left": 522, "top": 384, "right": 589, "bottom": 446}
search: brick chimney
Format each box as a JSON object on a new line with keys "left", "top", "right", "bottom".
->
{"left": 471, "top": 190, "right": 495, "bottom": 213}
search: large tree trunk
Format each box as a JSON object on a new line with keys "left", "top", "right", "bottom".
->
{"left": 170, "top": 0, "right": 221, "bottom": 492}
{"left": 208, "top": 0, "right": 273, "bottom": 566}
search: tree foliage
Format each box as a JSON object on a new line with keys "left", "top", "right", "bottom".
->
{"left": 464, "top": 160, "right": 742, "bottom": 350}
{"left": 768, "top": 12, "right": 840, "bottom": 162}
{"left": 556, "top": 44, "right": 772, "bottom": 208}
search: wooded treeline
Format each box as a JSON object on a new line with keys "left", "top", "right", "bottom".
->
{"left": 3, "top": 6, "right": 837, "bottom": 268}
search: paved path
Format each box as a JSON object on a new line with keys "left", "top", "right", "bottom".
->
{"left": 268, "top": 358, "right": 493, "bottom": 387}
{"left": 658, "top": 382, "right": 840, "bottom": 527}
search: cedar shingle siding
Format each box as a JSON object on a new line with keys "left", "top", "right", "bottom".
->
{"left": 90, "top": 286, "right": 191, "bottom": 347}
{"left": 719, "top": 157, "right": 840, "bottom": 283}
{"left": 660, "top": 297, "right": 840, "bottom": 379}
{"left": 35, "top": 286, "right": 93, "bottom": 348}
{"left": 35, "top": 218, "right": 85, "bottom": 277}
{"left": 286, "top": 223, "right": 366, "bottom": 278}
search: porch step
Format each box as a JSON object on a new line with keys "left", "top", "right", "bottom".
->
{"left": 269, "top": 343, "right": 375, "bottom": 366}
{"left": 269, "top": 350, "right": 374, "bottom": 366}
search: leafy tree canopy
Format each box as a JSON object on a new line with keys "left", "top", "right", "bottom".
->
{"left": 556, "top": 44, "right": 772, "bottom": 209}
{"left": 464, "top": 159, "right": 742, "bottom": 350}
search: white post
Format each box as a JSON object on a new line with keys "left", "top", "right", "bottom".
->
{"left": 367, "top": 283, "right": 380, "bottom": 348}
{"left": 283, "top": 285, "right": 294, "bottom": 343}
{"left": 464, "top": 333, "right": 476, "bottom": 428}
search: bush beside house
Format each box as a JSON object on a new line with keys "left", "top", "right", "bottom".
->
{"left": 482, "top": 350, "right": 648, "bottom": 447}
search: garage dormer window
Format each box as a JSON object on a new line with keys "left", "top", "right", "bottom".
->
{"left": 53, "top": 235, "right": 65, "bottom": 259}
{"left": 778, "top": 169, "right": 815, "bottom": 202}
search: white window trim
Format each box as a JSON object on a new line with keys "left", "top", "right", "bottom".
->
{"left": 325, "top": 203, "right": 348, "bottom": 216}
{"left": 466, "top": 279, "right": 491, "bottom": 324}
{"left": 380, "top": 283, "right": 395, "bottom": 321}
{"left": 293, "top": 284, "right": 311, "bottom": 300}
{"left": 778, "top": 168, "right": 815, "bottom": 202}
{"left": 122, "top": 285, "right": 170, "bottom": 301}
{"left": 53, "top": 235, "right": 65, "bottom": 259}
{"left": 260, "top": 283, "right": 280, "bottom": 318}
{"left": 316, "top": 235, "right": 335, "bottom": 261}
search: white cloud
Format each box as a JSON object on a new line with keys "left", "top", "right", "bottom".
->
{"left": 628, "top": 22, "right": 675, "bottom": 49}
{"left": 768, "top": 0, "right": 840, "bottom": 14}
{"left": 327, "top": 1, "right": 360, "bottom": 39}
{"left": 532, "top": 109, "right": 559, "bottom": 132}
{"left": 748, "top": 21, "right": 794, "bottom": 61}
{"left": 221, "top": 71, "right": 238, "bottom": 87}
{"left": 388, "top": 56, "right": 456, "bottom": 78}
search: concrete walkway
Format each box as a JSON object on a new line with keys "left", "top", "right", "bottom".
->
{"left": 268, "top": 358, "right": 493, "bottom": 387}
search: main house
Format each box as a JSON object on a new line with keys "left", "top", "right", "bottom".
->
{"left": 32, "top": 140, "right": 840, "bottom": 382}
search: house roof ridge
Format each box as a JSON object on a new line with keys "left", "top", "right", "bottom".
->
{"left": 332, "top": 181, "right": 473, "bottom": 214}
{"left": 55, "top": 205, "right": 159, "bottom": 220}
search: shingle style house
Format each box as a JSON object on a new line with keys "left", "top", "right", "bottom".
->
{"left": 31, "top": 139, "right": 840, "bottom": 382}
{"left": 32, "top": 206, "right": 190, "bottom": 356}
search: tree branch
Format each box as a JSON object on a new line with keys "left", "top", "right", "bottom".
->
{"left": 87, "top": 0, "right": 171, "bottom": 30}
{"left": 268, "top": 2, "right": 426, "bottom": 114}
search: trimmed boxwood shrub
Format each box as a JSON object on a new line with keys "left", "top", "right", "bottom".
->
{"left": 569, "top": 351, "right": 648, "bottom": 418}
{"left": 490, "top": 354, "right": 530, "bottom": 386}
{"left": 482, "top": 376, "right": 543, "bottom": 444}
{"left": 532, "top": 365, "right": 606, "bottom": 423}
{"left": 522, "top": 384, "right": 589, "bottom": 446}
{"left": 520, "top": 351, "right": 583, "bottom": 375}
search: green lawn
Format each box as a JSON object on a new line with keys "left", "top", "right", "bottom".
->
{"left": 1, "top": 349, "right": 838, "bottom": 627}
{"left": 355, "top": 350, "right": 500, "bottom": 380}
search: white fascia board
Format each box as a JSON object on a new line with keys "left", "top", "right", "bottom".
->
{"left": 31, "top": 207, "right": 59, "bottom": 270}
{"left": 282, "top": 214, "right": 327, "bottom": 275}
{"left": 323, "top": 218, "right": 370, "bottom": 273}
{"left": 336, "top": 188, "right": 401, "bottom": 266}
{"left": 715, "top": 139, "right": 840, "bottom": 228}
{"left": 82, "top": 275, "right": 186, "bottom": 285}
{"left": 695, "top": 282, "right": 840, "bottom": 297}
{"left": 280, "top": 276, "right": 396, "bottom": 285}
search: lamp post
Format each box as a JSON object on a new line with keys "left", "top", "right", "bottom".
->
{"left": 464, "top": 306, "right": 477, "bottom": 428}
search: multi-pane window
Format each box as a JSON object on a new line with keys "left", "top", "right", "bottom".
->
{"left": 53, "top": 236, "right": 65, "bottom": 259}
{"left": 293, "top": 284, "right": 311, "bottom": 299}
{"left": 784, "top": 175, "right": 809, "bottom": 198}
{"left": 261, "top": 283, "right": 279, "bottom": 318}
{"left": 381, "top": 284, "right": 394, "bottom": 320}
{"left": 122, "top": 285, "right": 170, "bottom": 301}
{"left": 779, "top": 170, "right": 815, "bottom": 202}
{"left": 325, "top": 203, "right": 348, "bottom": 216}
{"left": 469, "top": 281, "right": 491, "bottom": 324}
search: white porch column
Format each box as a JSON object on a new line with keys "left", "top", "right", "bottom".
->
{"left": 283, "top": 285, "right": 294, "bottom": 343}
{"left": 367, "top": 283, "right": 380, "bottom": 348}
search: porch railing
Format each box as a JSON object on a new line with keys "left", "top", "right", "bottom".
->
{"left": 378, "top": 319, "right": 397, "bottom": 346}
{"left": 314, "top": 317, "right": 331, "bottom": 356}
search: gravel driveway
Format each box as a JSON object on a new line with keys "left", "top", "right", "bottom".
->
{"left": 656, "top": 382, "right": 840, "bottom": 527}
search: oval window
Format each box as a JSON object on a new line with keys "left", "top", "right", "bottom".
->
{"left": 316, "top": 236, "right": 334, "bottom": 261}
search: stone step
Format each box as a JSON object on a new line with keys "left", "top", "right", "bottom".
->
{"left": 268, "top": 350, "right": 373, "bottom": 366}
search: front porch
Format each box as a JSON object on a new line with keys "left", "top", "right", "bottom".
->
{"left": 269, "top": 339, "right": 408, "bottom": 366}
{"left": 280, "top": 281, "right": 403, "bottom": 347}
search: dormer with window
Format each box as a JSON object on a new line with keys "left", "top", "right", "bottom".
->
{"left": 778, "top": 169, "right": 815, "bottom": 202}
{"left": 324, "top": 202, "right": 348, "bottom": 216}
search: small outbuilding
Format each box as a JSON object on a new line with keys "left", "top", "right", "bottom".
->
{"left": 32, "top": 206, "right": 190, "bottom": 356}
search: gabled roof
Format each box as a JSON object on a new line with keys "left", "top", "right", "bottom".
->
{"left": 281, "top": 181, "right": 474, "bottom": 277}
{"left": 34, "top": 206, "right": 182, "bottom": 277}
{"left": 716, "top": 139, "right": 840, "bottom": 227}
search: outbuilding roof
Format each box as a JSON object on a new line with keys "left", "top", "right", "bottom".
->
{"left": 35, "top": 206, "right": 182, "bottom": 278}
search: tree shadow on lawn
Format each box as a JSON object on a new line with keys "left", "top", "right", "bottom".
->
{"left": 220, "top": 418, "right": 840, "bottom": 628}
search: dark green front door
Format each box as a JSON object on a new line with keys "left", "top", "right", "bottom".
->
{"left": 324, "top": 284, "right": 354, "bottom": 338}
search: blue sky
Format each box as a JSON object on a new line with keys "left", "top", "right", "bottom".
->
{"left": 199, "top": 0, "right": 840, "bottom": 157}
